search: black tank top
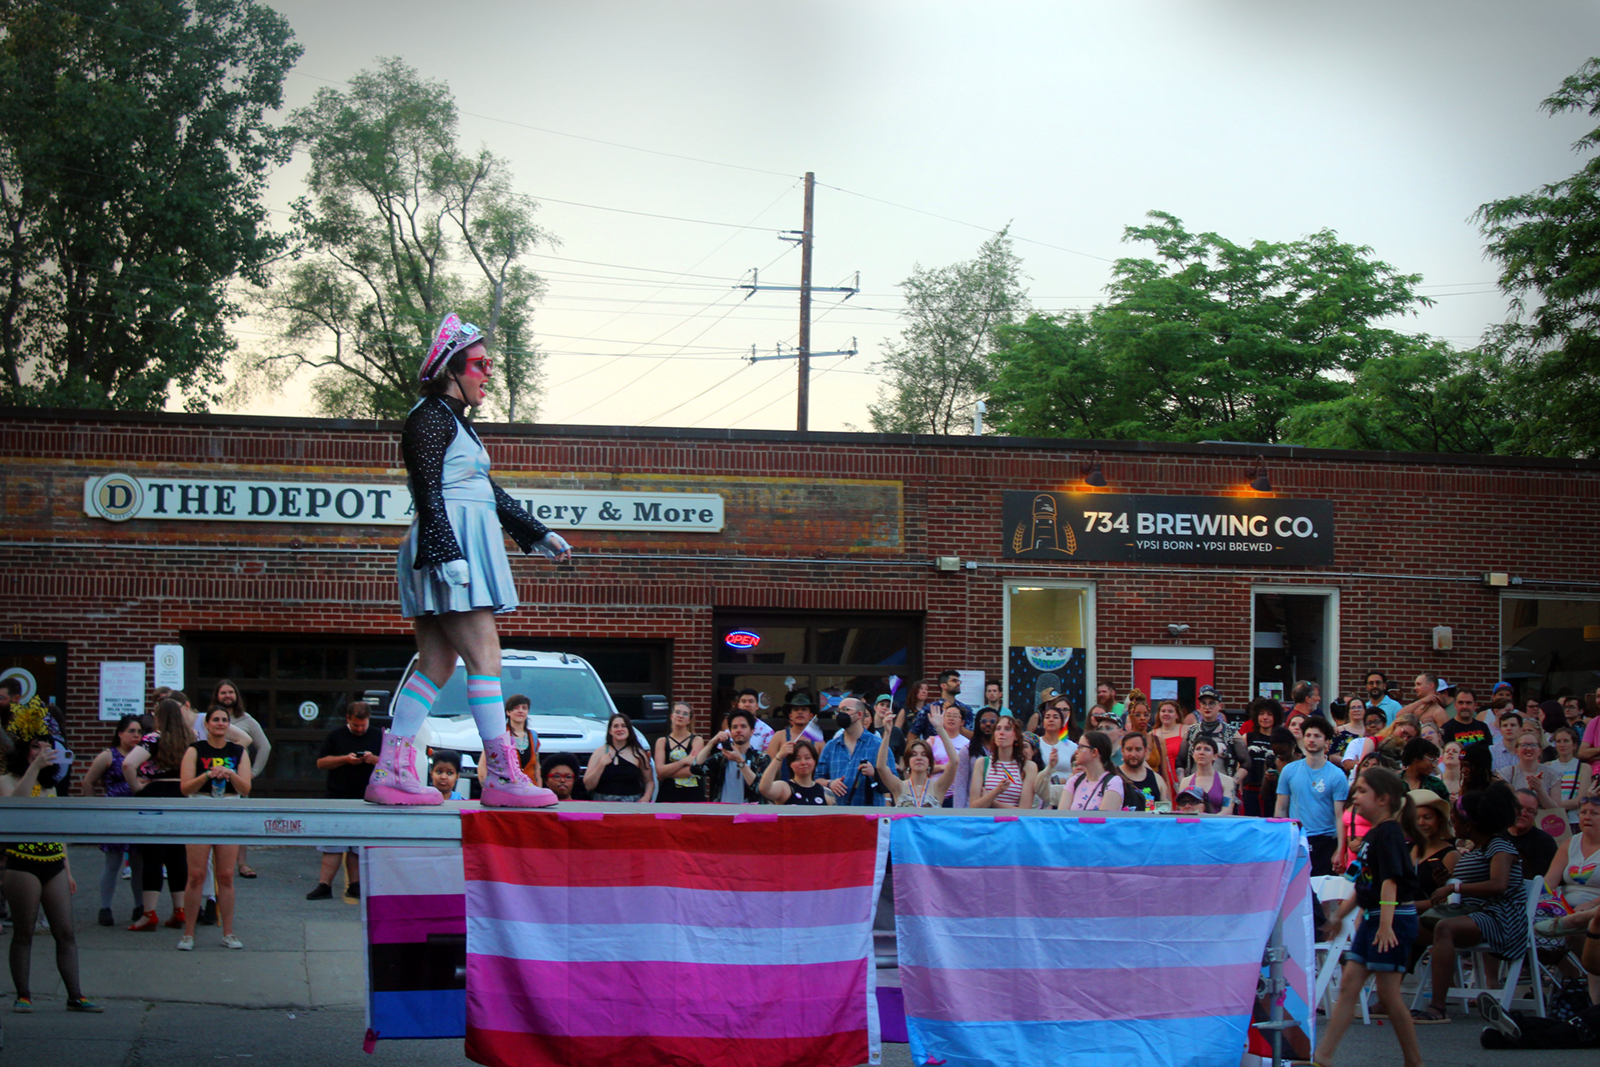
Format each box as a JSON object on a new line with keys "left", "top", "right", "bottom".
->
{"left": 786, "top": 780, "right": 828, "bottom": 806}
{"left": 596, "top": 751, "right": 644, "bottom": 795}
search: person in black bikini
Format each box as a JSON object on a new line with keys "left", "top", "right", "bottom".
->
{"left": 0, "top": 700, "right": 101, "bottom": 1012}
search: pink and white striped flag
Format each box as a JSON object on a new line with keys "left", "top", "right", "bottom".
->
{"left": 462, "top": 811, "right": 887, "bottom": 1067}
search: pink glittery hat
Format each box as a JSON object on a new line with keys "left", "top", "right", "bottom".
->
{"left": 420, "top": 313, "right": 484, "bottom": 381}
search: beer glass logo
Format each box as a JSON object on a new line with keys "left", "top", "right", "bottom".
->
{"left": 1011, "top": 493, "right": 1077, "bottom": 556}
{"left": 88, "top": 474, "right": 143, "bottom": 522}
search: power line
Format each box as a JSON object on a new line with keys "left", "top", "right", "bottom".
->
{"left": 531, "top": 194, "right": 796, "bottom": 231}
{"left": 557, "top": 293, "right": 752, "bottom": 421}
{"left": 815, "top": 181, "right": 1117, "bottom": 264}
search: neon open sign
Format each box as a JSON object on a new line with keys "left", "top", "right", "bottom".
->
{"left": 724, "top": 630, "right": 762, "bottom": 650}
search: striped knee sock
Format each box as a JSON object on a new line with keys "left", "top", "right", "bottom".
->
{"left": 390, "top": 672, "right": 439, "bottom": 737}
{"left": 468, "top": 674, "right": 505, "bottom": 741}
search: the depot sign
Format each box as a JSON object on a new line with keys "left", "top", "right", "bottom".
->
{"left": 83, "top": 473, "right": 725, "bottom": 533}
{"left": 1002, "top": 491, "right": 1334, "bottom": 565}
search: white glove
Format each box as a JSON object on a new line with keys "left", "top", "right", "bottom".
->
{"left": 435, "top": 559, "right": 470, "bottom": 587}
{"left": 532, "top": 531, "right": 571, "bottom": 561}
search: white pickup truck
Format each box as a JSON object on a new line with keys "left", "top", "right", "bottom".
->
{"left": 395, "top": 649, "right": 649, "bottom": 790}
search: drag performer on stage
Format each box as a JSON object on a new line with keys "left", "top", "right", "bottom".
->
{"left": 367, "top": 313, "right": 570, "bottom": 808}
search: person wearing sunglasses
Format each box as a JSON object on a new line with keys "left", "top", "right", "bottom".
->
{"left": 372, "top": 313, "right": 572, "bottom": 808}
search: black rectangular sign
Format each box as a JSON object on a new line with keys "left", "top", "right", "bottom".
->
{"left": 1001, "top": 492, "right": 1335, "bottom": 565}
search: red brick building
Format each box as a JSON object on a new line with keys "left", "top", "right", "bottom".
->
{"left": 4, "top": 407, "right": 1596, "bottom": 794}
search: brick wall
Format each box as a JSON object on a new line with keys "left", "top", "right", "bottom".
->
{"left": 3, "top": 408, "right": 1597, "bottom": 746}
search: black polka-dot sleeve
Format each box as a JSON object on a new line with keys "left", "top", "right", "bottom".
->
{"left": 489, "top": 477, "right": 552, "bottom": 553}
{"left": 400, "top": 398, "right": 465, "bottom": 568}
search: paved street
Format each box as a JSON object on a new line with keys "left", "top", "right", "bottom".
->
{"left": 0, "top": 845, "right": 1574, "bottom": 1066}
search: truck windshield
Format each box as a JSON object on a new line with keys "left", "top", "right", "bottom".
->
{"left": 427, "top": 663, "right": 612, "bottom": 722}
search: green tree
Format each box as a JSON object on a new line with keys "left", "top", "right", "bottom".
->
{"left": 868, "top": 228, "right": 1027, "bottom": 434}
{"left": 244, "top": 57, "right": 550, "bottom": 420}
{"left": 985, "top": 310, "right": 1131, "bottom": 439}
{"left": 989, "top": 212, "right": 1433, "bottom": 444}
{"left": 1276, "top": 339, "right": 1516, "bottom": 453}
{"left": 0, "top": 0, "right": 300, "bottom": 410}
{"left": 1476, "top": 57, "right": 1600, "bottom": 457}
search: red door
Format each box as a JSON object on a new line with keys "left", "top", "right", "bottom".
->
{"left": 1131, "top": 646, "right": 1215, "bottom": 715}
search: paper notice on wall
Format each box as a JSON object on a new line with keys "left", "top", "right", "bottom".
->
{"left": 1150, "top": 678, "right": 1179, "bottom": 702}
{"left": 153, "top": 644, "right": 184, "bottom": 689}
{"left": 99, "top": 661, "right": 146, "bottom": 721}
{"left": 957, "top": 670, "right": 988, "bottom": 708}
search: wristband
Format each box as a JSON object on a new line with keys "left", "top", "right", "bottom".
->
{"left": 1378, "top": 900, "right": 1398, "bottom": 905}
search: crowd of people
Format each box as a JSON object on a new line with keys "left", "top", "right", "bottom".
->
{"left": 4, "top": 665, "right": 1599, "bottom": 1052}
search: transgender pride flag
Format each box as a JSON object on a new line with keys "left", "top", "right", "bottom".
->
{"left": 461, "top": 811, "right": 887, "bottom": 1067}
{"left": 892, "top": 816, "right": 1301, "bottom": 1067}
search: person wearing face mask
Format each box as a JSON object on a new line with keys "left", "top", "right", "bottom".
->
{"left": 816, "top": 697, "right": 893, "bottom": 806}
{"left": 378, "top": 313, "right": 571, "bottom": 809}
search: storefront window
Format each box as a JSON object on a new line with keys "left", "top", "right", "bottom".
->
{"left": 187, "top": 636, "right": 415, "bottom": 795}
{"left": 1502, "top": 596, "right": 1600, "bottom": 704}
{"left": 716, "top": 626, "right": 806, "bottom": 665}
{"left": 1004, "top": 584, "right": 1092, "bottom": 729}
{"left": 713, "top": 614, "right": 920, "bottom": 728}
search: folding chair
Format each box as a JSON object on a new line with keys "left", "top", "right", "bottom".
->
{"left": 1312, "top": 877, "right": 1359, "bottom": 1013}
{"left": 1411, "top": 877, "right": 1545, "bottom": 1016}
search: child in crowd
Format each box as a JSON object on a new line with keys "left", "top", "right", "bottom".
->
{"left": 1172, "top": 787, "right": 1206, "bottom": 814}
{"left": 430, "top": 750, "right": 470, "bottom": 800}
{"left": 1313, "top": 767, "right": 1424, "bottom": 1067}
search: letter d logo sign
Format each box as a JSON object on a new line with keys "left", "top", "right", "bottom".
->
{"left": 87, "top": 473, "right": 143, "bottom": 522}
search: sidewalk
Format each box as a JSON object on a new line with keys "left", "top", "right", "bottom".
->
{"left": 18, "top": 845, "right": 365, "bottom": 1010}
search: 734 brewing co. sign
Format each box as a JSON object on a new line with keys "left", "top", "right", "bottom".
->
{"left": 1001, "top": 491, "right": 1334, "bottom": 565}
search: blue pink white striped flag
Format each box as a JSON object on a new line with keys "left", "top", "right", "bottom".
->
{"left": 891, "top": 816, "right": 1302, "bottom": 1067}
{"left": 461, "top": 811, "right": 888, "bottom": 1067}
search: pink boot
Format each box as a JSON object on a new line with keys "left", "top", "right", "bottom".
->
{"left": 480, "top": 733, "right": 558, "bottom": 808}
{"left": 363, "top": 731, "right": 443, "bottom": 806}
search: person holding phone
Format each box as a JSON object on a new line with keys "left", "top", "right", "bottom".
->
{"left": 695, "top": 709, "right": 770, "bottom": 803}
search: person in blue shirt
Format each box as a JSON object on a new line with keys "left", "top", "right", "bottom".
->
{"left": 1274, "top": 716, "right": 1350, "bottom": 875}
{"left": 817, "top": 697, "right": 895, "bottom": 806}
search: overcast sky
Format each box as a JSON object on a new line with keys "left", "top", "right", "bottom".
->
{"left": 230, "top": 0, "right": 1600, "bottom": 432}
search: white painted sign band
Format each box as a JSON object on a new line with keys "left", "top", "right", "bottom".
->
{"left": 84, "top": 474, "right": 724, "bottom": 532}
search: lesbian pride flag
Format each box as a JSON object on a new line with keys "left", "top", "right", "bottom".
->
{"left": 892, "top": 816, "right": 1301, "bottom": 1067}
{"left": 461, "top": 810, "right": 887, "bottom": 1067}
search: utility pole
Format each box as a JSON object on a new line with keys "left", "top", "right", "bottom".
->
{"left": 734, "top": 171, "right": 858, "bottom": 431}
{"left": 797, "top": 172, "right": 814, "bottom": 431}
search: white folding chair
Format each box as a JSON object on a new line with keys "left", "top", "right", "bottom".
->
{"left": 1312, "top": 877, "right": 1359, "bottom": 1013}
{"left": 1412, "top": 877, "right": 1545, "bottom": 1016}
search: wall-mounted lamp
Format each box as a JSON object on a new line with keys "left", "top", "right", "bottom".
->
{"left": 1248, "top": 456, "right": 1272, "bottom": 493}
{"left": 1084, "top": 452, "right": 1107, "bottom": 487}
